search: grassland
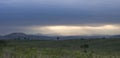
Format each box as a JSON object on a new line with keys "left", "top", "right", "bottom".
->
{"left": 0, "top": 38, "right": 120, "bottom": 58}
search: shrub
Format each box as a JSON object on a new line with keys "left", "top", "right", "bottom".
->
{"left": 0, "top": 40, "right": 7, "bottom": 47}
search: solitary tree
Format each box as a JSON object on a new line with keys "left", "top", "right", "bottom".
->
{"left": 0, "top": 40, "right": 7, "bottom": 50}
{"left": 80, "top": 44, "right": 89, "bottom": 53}
{"left": 56, "top": 37, "right": 60, "bottom": 40}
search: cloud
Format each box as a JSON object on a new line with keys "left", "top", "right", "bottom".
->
{"left": 0, "top": 0, "right": 120, "bottom": 35}
{"left": 24, "top": 25, "right": 120, "bottom": 36}
{"left": 0, "top": 0, "right": 120, "bottom": 9}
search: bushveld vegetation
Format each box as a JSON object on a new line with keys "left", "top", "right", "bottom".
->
{"left": 0, "top": 38, "right": 120, "bottom": 58}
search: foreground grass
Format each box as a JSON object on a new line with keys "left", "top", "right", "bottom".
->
{"left": 0, "top": 38, "right": 120, "bottom": 58}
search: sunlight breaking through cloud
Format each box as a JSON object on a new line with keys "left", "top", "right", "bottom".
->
{"left": 27, "top": 25, "right": 120, "bottom": 36}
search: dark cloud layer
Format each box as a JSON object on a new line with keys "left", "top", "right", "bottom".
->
{"left": 0, "top": 0, "right": 120, "bottom": 35}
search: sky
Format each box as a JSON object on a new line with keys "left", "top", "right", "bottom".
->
{"left": 0, "top": 0, "right": 120, "bottom": 36}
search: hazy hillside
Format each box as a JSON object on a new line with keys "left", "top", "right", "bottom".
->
{"left": 1, "top": 33, "right": 120, "bottom": 41}
{"left": 0, "top": 33, "right": 54, "bottom": 40}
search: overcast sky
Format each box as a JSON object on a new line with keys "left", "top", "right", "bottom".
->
{"left": 0, "top": 0, "right": 120, "bottom": 36}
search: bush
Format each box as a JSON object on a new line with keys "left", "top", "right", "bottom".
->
{"left": 0, "top": 40, "right": 7, "bottom": 47}
{"left": 80, "top": 44, "right": 89, "bottom": 53}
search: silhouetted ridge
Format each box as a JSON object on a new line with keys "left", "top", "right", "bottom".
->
{"left": 0, "top": 33, "right": 54, "bottom": 40}
{"left": 5, "top": 33, "right": 27, "bottom": 37}
{"left": 0, "top": 33, "right": 120, "bottom": 40}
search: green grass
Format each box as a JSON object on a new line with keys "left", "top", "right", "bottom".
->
{"left": 0, "top": 38, "right": 120, "bottom": 58}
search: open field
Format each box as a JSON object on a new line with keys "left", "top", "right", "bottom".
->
{"left": 0, "top": 38, "right": 120, "bottom": 58}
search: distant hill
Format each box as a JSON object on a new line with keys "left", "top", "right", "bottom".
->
{"left": 0, "top": 36, "right": 2, "bottom": 39}
{"left": 5, "top": 33, "right": 27, "bottom": 37}
{"left": 0, "top": 33, "right": 54, "bottom": 40}
{"left": 107, "top": 35, "right": 120, "bottom": 39}
{"left": 0, "top": 32, "right": 120, "bottom": 40}
{"left": 112, "top": 35, "right": 120, "bottom": 37}
{"left": 60, "top": 36, "right": 106, "bottom": 40}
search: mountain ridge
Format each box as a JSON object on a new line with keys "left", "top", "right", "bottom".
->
{"left": 0, "top": 32, "right": 120, "bottom": 40}
{"left": 0, "top": 33, "right": 54, "bottom": 40}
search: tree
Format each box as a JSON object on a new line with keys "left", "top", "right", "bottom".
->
{"left": 80, "top": 44, "right": 89, "bottom": 53}
{"left": 0, "top": 40, "right": 7, "bottom": 47}
{"left": 56, "top": 37, "right": 60, "bottom": 40}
